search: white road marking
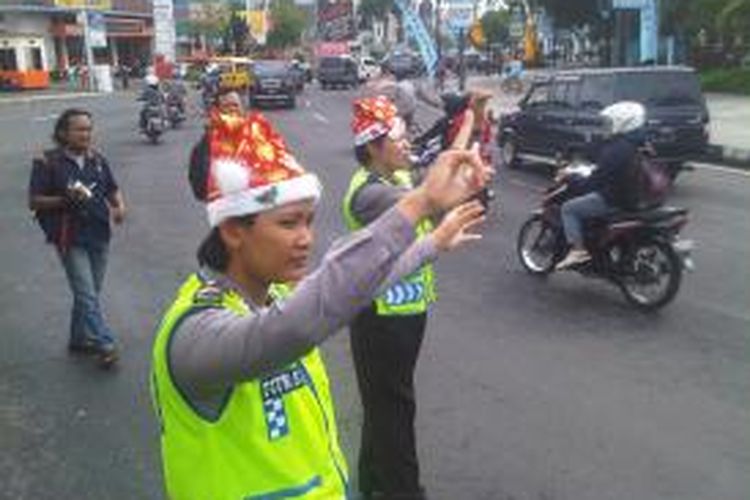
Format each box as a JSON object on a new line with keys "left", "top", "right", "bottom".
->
{"left": 32, "top": 113, "right": 59, "bottom": 122}
{"left": 505, "top": 176, "right": 548, "bottom": 192}
{"left": 313, "top": 112, "right": 329, "bottom": 124}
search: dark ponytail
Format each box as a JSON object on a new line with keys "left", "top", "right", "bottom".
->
{"left": 197, "top": 215, "right": 256, "bottom": 272}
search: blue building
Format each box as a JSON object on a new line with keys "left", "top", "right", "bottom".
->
{"left": 611, "top": 0, "right": 660, "bottom": 65}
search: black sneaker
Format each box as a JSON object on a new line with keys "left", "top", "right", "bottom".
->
{"left": 97, "top": 346, "right": 119, "bottom": 369}
{"left": 68, "top": 339, "right": 99, "bottom": 355}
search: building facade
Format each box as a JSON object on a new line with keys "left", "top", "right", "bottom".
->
{"left": 0, "top": 0, "right": 153, "bottom": 74}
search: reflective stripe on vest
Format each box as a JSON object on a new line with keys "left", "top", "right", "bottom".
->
{"left": 342, "top": 167, "right": 437, "bottom": 316}
{"left": 150, "top": 274, "right": 349, "bottom": 500}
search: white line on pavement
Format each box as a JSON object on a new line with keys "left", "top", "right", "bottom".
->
{"left": 32, "top": 113, "right": 59, "bottom": 122}
{"left": 313, "top": 112, "right": 329, "bottom": 124}
{"left": 505, "top": 175, "right": 547, "bottom": 192}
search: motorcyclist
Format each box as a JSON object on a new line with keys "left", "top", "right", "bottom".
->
{"left": 138, "top": 74, "right": 165, "bottom": 130}
{"left": 555, "top": 101, "right": 647, "bottom": 270}
{"left": 200, "top": 64, "right": 221, "bottom": 110}
{"left": 413, "top": 91, "right": 496, "bottom": 209}
{"left": 165, "top": 76, "right": 187, "bottom": 115}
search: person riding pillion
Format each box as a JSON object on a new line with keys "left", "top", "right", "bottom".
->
{"left": 150, "top": 108, "right": 490, "bottom": 500}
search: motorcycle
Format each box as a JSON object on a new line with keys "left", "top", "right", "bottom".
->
{"left": 166, "top": 96, "right": 185, "bottom": 129}
{"left": 141, "top": 103, "right": 165, "bottom": 144}
{"left": 411, "top": 93, "right": 497, "bottom": 212}
{"left": 516, "top": 160, "right": 694, "bottom": 310}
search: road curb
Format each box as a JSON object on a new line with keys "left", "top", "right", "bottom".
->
{"left": 704, "top": 144, "right": 750, "bottom": 170}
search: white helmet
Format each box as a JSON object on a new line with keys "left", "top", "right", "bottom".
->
{"left": 600, "top": 101, "right": 646, "bottom": 136}
{"left": 145, "top": 74, "right": 159, "bottom": 87}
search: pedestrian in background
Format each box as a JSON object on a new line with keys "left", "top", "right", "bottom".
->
{"left": 28, "top": 108, "right": 126, "bottom": 367}
{"left": 119, "top": 62, "right": 130, "bottom": 90}
{"left": 343, "top": 95, "right": 486, "bottom": 499}
{"left": 150, "top": 109, "right": 488, "bottom": 499}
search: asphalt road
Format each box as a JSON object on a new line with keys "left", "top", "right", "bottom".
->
{"left": 0, "top": 86, "right": 748, "bottom": 500}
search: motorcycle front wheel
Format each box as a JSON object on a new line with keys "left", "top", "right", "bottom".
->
{"left": 618, "top": 239, "right": 682, "bottom": 311}
{"left": 517, "top": 215, "right": 563, "bottom": 275}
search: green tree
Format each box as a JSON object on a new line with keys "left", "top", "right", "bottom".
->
{"left": 481, "top": 9, "right": 511, "bottom": 47}
{"left": 266, "top": 0, "right": 306, "bottom": 50}
{"left": 716, "top": 0, "right": 750, "bottom": 36}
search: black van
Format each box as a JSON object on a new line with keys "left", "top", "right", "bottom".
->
{"left": 317, "top": 56, "right": 359, "bottom": 90}
{"left": 497, "top": 67, "right": 710, "bottom": 175}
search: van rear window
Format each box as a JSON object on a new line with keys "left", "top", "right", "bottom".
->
{"left": 616, "top": 72, "right": 702, "bottom": 107}
{"left": 320, "top": 58, "right": 345, "bottom": 69}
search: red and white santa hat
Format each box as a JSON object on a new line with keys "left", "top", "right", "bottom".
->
{"left": 351, "top": 95, "right": 406, "bottom": 146}
{"left": 205, "top": 111, "right": 321, "bottom": 227}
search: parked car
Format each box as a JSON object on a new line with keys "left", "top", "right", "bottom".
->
{"left": 358, "top": 56, "right": 381, "bottom": 82}
{"left": 383, "top": 51, "right": 423, "bottom": 79}
{"left": 249, "top": 60, "right": 297, "bottom": 109}
{"left": 317, "top": 56, "right": 359, "bottom": 89}
{"left": 497, "top": 66, "right": 710, "bottom": 177}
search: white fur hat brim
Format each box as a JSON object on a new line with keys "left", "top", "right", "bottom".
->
{"left": 206, "top": 173, "right": 322, "bottom": 227}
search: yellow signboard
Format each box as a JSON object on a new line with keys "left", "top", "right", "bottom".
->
{"left": 469, "top": 21, "right": 485, "bottom": 48}
{"left": 55, "top": 0, "right": 112, "bottom": 10}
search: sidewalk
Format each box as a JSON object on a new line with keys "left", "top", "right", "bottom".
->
{"left": 418, "top": 74, "right": 750, "bottom": 168}
{"left": 704, "top": 93, "right": 750, "bottom": 166}
{"left": 0, "top": 80, "right": 136, "bottom": 105}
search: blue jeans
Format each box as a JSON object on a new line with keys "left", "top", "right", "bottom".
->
{"left": 57, "top": 243, "right": 116, "bottom": 350}
{"left": 561, "top": 192, "right": 614, "bottom": 246}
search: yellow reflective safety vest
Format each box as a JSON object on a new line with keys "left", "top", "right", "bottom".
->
{"left": 342, "top": 167, "right": 437, "bottom": 316}
{"left": 150, "top": 274, "right": 349, "bottom": 500}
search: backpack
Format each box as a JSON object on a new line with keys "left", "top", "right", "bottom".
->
{"left": 625, "top": 151, "right": 671, "bottom": 210}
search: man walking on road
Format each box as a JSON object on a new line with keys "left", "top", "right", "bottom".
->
{"left": 28, "top": 108, "right": 126, "bottom": 367}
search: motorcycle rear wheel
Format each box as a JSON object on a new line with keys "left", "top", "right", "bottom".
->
{"left": 618, "top": 239, "right": 682, "bottom": 311}
{"left": 517, "top": 215, "right": 562, "bottom": 275}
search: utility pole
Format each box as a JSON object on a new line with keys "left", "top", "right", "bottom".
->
{"left": 458, "top": 26, "right": 466, "bottom": 91}
{"left": 80, "top": 4, "right": 96, "bottom": 91}
{"left": 434, "top": 0, "right": 442, "bottom": 61}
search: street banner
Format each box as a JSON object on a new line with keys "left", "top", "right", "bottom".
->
{"left": 315, "top": 41, "right": 349, "bottom": 57}
{"left": 394, "top": 0, "right": 438, "bottom": 77}
{"left": 55, "top": 0, "right": 112, "bottom": 9}
{"left": 245, "top": 10, "right": 268, "bottom": 45}
{"left": 317, "top": 0, "right": 355, "bottom": 42}
{"left": 88, "top": 11, "right": 107, "bottom": 48}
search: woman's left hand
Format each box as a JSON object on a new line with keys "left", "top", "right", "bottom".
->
{"left": 112, "top": 205, "right": 126, "bottom": 225}
{"left": 432, "top": 200, "right": 487, "bottom": 252}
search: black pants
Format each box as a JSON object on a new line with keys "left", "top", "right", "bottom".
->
{"left": 350, "top": 305, "right": 428, "bottom": 500}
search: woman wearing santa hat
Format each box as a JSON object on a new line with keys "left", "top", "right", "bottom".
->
{"left": 344, "top": 95, "right": 490, "bottom": 499}
{"left": 150, "top": 108, "right": 489, "bottom": 500}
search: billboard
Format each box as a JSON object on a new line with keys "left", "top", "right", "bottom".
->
{"left": 317, "top": 0, "right": 354, "bottom": 42}
{"left": 88, "top": 11, "right": 107, "bottom": 47}
{"left": 153, "top": 0, "right": 176, "bottom": 62}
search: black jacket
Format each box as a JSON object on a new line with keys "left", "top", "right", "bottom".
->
{"left": 585, "top": 133, "right": 642, "bottom": 208}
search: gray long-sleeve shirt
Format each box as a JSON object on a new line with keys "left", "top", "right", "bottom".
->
{"left": 170, "top": 206, "right": 437, "bottom": 415}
